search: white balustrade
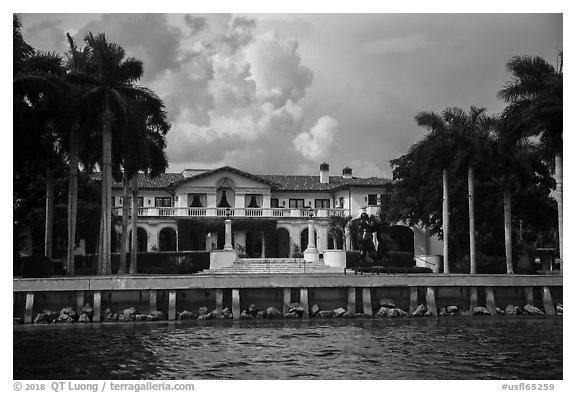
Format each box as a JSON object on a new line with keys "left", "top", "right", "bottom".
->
{"left": 112, "top": 206, "right": 347, "bottom": 218}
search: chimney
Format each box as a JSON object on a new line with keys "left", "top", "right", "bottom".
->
{"left": 320, "top": 162, "right": 330, "bottom": 184}
{"left": 342, "top": 167, "right": 352, "bottom": 179}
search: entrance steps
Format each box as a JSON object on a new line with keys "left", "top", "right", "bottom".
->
{"left": 204, "top": 258, "right": 344, "bottom": 275}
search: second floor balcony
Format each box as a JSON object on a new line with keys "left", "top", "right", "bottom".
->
{"left": 111, "top": 207, "right": 349, "bottom": 219}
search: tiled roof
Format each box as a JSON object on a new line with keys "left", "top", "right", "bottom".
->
{"left": 108, "top": 166, "right": 391, "bottom": 191}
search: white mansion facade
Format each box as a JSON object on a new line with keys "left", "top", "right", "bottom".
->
{"left": 111, "top": 163, "right": 443, "bottom": 259}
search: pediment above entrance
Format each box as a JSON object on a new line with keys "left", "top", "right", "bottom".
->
{"left": 171, "top": 166, "right": 276, "bottom": 193}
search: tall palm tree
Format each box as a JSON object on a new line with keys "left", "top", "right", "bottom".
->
{"left": 498, "top": 55, "right": 563, "bottom": 265}
{"left": 450, "top": 106, "right": 495, "bottom": 274}
{"left": 13, "top": 14, "right": 65, "bottom": 259}
{"left": 74, "top": 33, "right": 163, "bottom": 274}
{"left": 414, "top": 110, "right": 460, "bottom": 273}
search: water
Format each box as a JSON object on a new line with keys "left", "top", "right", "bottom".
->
{"left": 13, "top": 317, "right": 562, "bottom": 380}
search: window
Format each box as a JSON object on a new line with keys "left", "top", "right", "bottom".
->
{"left": 289, "top": 199, "right": 305, "bottom": 208}
{"left": 247, "top": 194, "right": 260, "bottom": 208}
{"left": 124, "top": 197, "right": 144, "bottom": 207}
{"left": 190, "top": 194, "right": 203, "bottom": 207}
{"left": 339, "top": 197, "right": 344, "bottom": 208}
{"left": 368, "top": 194, "right": 378, "bottom": 206}
{"left": 271, "top": 198, "right": 279, "bottom": 208}
{"left": 155, "top": 197, "right": 172, "bottom": 207}
{"left": 315, "top": 199, "right": 330, "bottom": 209}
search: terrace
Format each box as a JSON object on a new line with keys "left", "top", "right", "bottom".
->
{"left": 111, "top": 207, "right": 349, "bottom": 218}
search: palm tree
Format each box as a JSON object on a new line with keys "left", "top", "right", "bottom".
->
{"left": 74, "top": 33, "right": 164, "bottom": 274}
{"left": 414, "top": 110, "right": 460, "bottom": 273}
{"left": 328, "top": 215, "right": 352, "bottom": 250}
{"left": 498, "top": 55, "right": 563, "bottom": 265}
{"left": 13, "top": 15, "right": 65, "bottom": 259}
{"left": 450, "top": 107, "right": 495, "bottom": 274}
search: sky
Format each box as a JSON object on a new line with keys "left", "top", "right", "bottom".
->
{"left": 17, "top": 12, "right": 562, "bottom": 179}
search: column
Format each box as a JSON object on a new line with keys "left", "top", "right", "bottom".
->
{"left": 425, "top": 287, "right": 437, "bottom": 316}
{"left": 149, "top": 289, "right": 157, "bottom": 313}
{"left": 224, "top": 219, "right": 233, "bottom": 250}
{"left": 93, "top": 291, "right": 101, "bottom": 322}
{"left": 409, "top": 287, "right": 418, "bottom": 314}
{"left": 542, "top": 287, "right": 555, "bottom": 315}
{"left": 485, "top": 287, "right": 497, "bottom": 315}
{"left": 232, "top": 289, "right": 240, "bottom": 320}
{"left": 168, "top": 290, "right": 176, "bottom": 320}
{"left": 307, "top": 220, "right": 316, "bottom": 250}
{"left": 215, "top": 289, "right": 224, "bottom": 312}
{"left": 347, "top": 287, "right": 356, "bottom": 314}
{"left": 24, "top": 293, "right": 34, "bottom": 324}
{"left": 362, "top": 288, "right": 372, "bottom": 316}
{"left": 304, "top": 219, "right": 319, "bottom": 262}
{"left": 283, "top": 288, "right": 291, "bottom": 315}
{"left": 76, "top": 291, "right": 85, "bottom": 315}
{"left": 300, "top": 288, "right": 309, "bottom": 319}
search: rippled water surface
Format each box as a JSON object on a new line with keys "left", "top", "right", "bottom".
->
{"left": 14, "top": 317, "right": 562, "bottom": 380}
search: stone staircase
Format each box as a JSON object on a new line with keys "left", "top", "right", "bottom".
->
{"left": 203, "top": 258, "right": 344, "bottom": 275}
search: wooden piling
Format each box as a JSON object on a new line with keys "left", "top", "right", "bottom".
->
{"left": 283, "top": 288, "right": 291, "bottom": 315}
{"left": 485, "top": 286, "right": 497, "bottom": 315}
{"left": 168, "top": 290, "right": 176, "bottom": 320}
{"left": 215, "top": 289, "right": 223, "bottom": 312}
{"left": 300, "top": 288, "right": 309, "bottom": 319}
{"left": 409, "top": 287, "right": 418, "bottom": 314}
{"left": 93, "top": 291, "right": 101, "bottom": 322}
{"left": 347, "top": 287, "right": 356, "bottom": 314}
{"left": 425, "top": 287, "right": 437, "bottom": 316}
{"left": 24, "top": 292, "right": 34, "bottom": 324}
{"left": 149, "top": 289, "right": 157, "bottom": 313}
{"left": 362, "top": 288, "right": 372, "bottom": 316}
{"left": 541, "top": 286, "right": 555, "bottom": 315}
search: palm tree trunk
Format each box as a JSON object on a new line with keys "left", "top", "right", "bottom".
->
{"left": 44, "top": 166, "right": 54, "bottom": 259}
{"left": 504, "top": 181, "right": 514, "bottom": 274}
{"left": 332, "top": 233, "right": 337, "bottom": 250}
{"left": 555, "top": 152, "right": 562, "bottom": 271}
{"left": 442, "top": 168, "right": 450, "bottom": 273}
{"left": 66, "top": 127, "right": 79, "bottom": 276}
{"left": 468, "top": 165, "right": 476, "bottom": 274}
{"left": 118, "top": 172, "right": 130, "bottom": 274}
{"left": 129, "top": 175, "right": 139, "bottom": 274}
{"left": 99, "top": 108, "right": 113, "bottom": 275}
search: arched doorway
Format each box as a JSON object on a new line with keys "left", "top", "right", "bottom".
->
{"left": 129, "top": 227, "right": 148, "bottom": 252}
{"left": 276, "top": 228, "right": 290, "bottom": 258}
{"left": 389, "top": 225, "right": 414, "bottom": 255}
{"left": 159, "top": 227, "right": 177, "bottom": 251}
{"left": 300, "top": 228, "right": 318, "bottom": 251}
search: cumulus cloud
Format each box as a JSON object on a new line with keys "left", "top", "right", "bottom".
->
{"left": 292, "top": 116, "right": 339, "bottom": 161}
{"left": 362, "top": 33, "right": 430, "bottom": 54}
{"left": 184, "top": 15, "right": 207, "bottom": 36}
{"left": 245, "top": 31, "right": 314, "bottom": 108}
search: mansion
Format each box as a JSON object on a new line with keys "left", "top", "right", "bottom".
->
{"left": 111, "top": 163, "right": 443, "bottom": 260}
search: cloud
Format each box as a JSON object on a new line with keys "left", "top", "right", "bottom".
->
{"left": 245, "top": 31, "right": 314, "bottom": 108}
{"left": 362, "top": 33, "right": 430, "bottom": 54}
{"left": 292, "top": 116, "right": 339, "bottom": 161}
{"left": 184, "top": 15, "right": 207, "bottom": 36}
{"left": 76, "top": 14, "right": 183, "bottom": 82}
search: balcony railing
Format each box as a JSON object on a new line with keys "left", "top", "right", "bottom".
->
{"left": 112, "top": 207, "right": 348, "bottom": 218}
